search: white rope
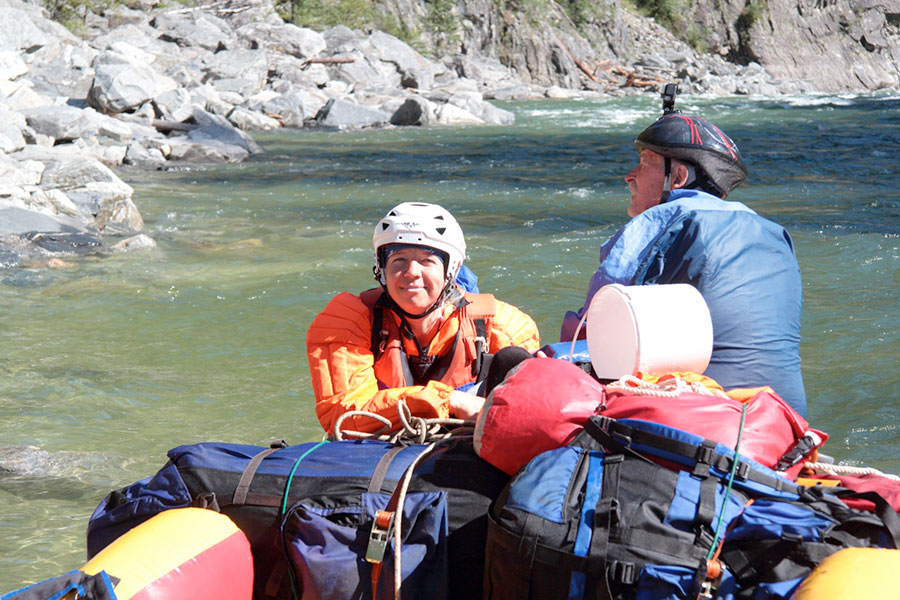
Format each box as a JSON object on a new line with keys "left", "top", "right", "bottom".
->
{"left": 804, "top": 462, "right": 900, "bottom": 481}
{"left": 605, "top": 374, "right": 730, "bottom": 399}
{"left": 333, "top": 400, "right": 472, "bottom": 443}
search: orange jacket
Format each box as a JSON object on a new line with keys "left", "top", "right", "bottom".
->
{"left": 307, "top": 288, "right": 541, "bottom": 435}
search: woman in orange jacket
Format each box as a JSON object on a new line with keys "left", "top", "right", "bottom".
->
{"left": 307, "top": 202, "right": 541, "bottom": 436}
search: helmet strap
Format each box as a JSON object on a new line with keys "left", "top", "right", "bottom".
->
{"left": 660, "top": 157, "right": 673, "bottom": 203}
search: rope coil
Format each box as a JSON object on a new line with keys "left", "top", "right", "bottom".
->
{"left": 332, "top": 399, "right": 474, "bottom": 443}
{"left": 605, "top": 374, "right": 730, "bottom": 399}
{"left": 804, "top": 462, "right": 900, "bottom": 481}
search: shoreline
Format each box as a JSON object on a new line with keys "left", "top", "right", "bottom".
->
{"left": 1, "top": 0, "right": 895, "bottom": 266}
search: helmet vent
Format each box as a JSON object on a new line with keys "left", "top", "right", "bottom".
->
{"left": 381, "top": 222, "right": 389, "bottom": 231}
{"left": 436, "top": 227, "right": 446, "bottom": 235}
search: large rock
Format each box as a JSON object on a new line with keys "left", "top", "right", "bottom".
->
{"left": 167, "top": 135, "right": 250, "bottom": 162}
{"left": 367, "top": 30, "right": 435, "bottom": 90}
{"left": 236, "top": 22, "right": 326, "bottom": 59}
{"left": 19, "top": 105, "right": 99, "bottom": 142}
{"left": 0, "top": 105, "right": 28, "bottom": 152}
{"left": 0, "top": 203, "right": 93, "bottom": 236}
{"left": 89, "top": 51, "right": 175, "bottom": 114}
{"left": 204, "top": 48, "right": 268, "bottom": 90}
{"left": 313, "top": 98, "right": 391, "bottom": 130}
{"left": 189, "top": 107, "right": 264, "bottom": 154}
{"left": 0, "top": 2, "right": 80, "bottom": 52}
{"left": 151, "top": 10, "right": 234, "bottom": 52}
{"left": 390, "top": 96, "right": 436, "bottom": 126}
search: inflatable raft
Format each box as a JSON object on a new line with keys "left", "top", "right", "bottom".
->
{"left": 4, "top": 285, "right": 899, "bottom": 600}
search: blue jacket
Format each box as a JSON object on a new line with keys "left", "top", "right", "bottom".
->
{"left": 561, "top": 189, "right": 806, "bottom": 416}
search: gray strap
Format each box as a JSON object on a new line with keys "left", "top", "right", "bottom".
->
{"left": 367, "top": 445, "right": 408, "bottom": 493}
{"left": 232, "top": 441, "right": 287, "bottom": 506}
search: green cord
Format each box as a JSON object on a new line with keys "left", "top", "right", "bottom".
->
{"left": 281, "top": 440, "right": 329, "bottom": 518}
{"left": 705, "top": 402, "right": 748, "bottom": 561}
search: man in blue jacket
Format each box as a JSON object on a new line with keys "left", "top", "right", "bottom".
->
{"left": 561, "top": 90, "right": 806, "bottom": 415}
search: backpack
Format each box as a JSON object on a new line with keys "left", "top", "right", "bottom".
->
{"left": 1, "top": 571, "right": 116, "bottom": 600}
{"left": 484, "top": 415, "right": 900, "bottom": 600}
{"left": 475, "top": 357, "right": 824, "bottom": 478}
{"left": 87, "top": 437, "right": 508, "bottom": 600}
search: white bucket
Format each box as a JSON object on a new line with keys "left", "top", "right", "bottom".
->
{"left": 585, "top": 283, "right": 713, "bottom": 379}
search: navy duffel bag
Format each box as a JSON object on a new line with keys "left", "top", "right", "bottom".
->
{"left": 87, "top": 437, "right": 507, "bottom": 599}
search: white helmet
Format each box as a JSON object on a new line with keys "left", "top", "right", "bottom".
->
{"left": 372, "top": 202, "right": 466, "bottom": 284}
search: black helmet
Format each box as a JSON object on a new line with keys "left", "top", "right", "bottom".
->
{"left": 635, "top": 85, "right": 748, "bottom": 197}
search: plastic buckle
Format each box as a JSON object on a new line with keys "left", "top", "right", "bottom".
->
{"left": 365, "top": 510, "right": 395, "bottom": 564}
{"left": 472, "top": 336, "right": 487, "bottom": 376}
{"left": 696, "top": 445, "right": 714, "bottom": 464}
{"left": 609, "top": 560, "right": 635, "bottom": 585}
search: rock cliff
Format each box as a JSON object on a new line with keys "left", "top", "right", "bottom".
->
{"left": 378, "top": 0, "right": 900, "bottom": 94}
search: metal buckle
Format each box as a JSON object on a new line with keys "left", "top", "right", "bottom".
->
{"left": 365, "top": 510, "right": 395, "bottom": 564}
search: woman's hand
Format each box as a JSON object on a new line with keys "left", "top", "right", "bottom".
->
{"left": 449, "top": 389, "right": 486, "bottom": 421}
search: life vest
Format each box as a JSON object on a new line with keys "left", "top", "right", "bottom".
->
{"left": 359, "top": 288, "right": 497, "bottom": 390}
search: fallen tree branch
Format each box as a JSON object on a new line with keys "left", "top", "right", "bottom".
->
{"left": 551, "top": 32, "right": 602, "bottom": 85}
{"left": 303, "top": 57, "right": 356, "bottom": 65}
{"left": 152, "top": 119, "right": 196, "bottom": 133}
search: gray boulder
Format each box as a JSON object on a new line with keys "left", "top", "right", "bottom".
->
{"left": 227, "top": 106, "right": 280, "bottom": 130}
{"left": 190, "top": 108, "right": 264, "bottom": 154}
{"left": 480, "top": 101, "right": 515, "bottom": 125}
{"left": 19, "top": 105, "right": 98, "bottom": 142}
{"left": 204, "top": 48, "right": 268, "bottom": 90}
{"left": 0, "top": 105, "right": 28, "bottom": 152}
{"left": 151, "top": 10, "right": 234, "bottom": 52}
{"left": 0, "top": 201, "right": 94, "bottom": 238}
{"left": 153, "top": 87, "right": 195, "bottom": 123}
{"left": 322, "top": 25, "right": 362, "bottom": 54}
{"left": 0, "top": 2, "right": 79, "bottom": 52}
{"left": 124, "top": 142, "right": 168, "bottom": 170}
{"left": 368, "top": 30, "right": 434, "bottom": 90}
{"left": 390, "top": 96, "right": 436, "bottom": 126}
{"left": 0, "top": 50, "right": 28, "bottom": 81}
{"left": 236, "top": 22, "right": 326, "bottom": 59}
{"left": 167, "top": 136, "right": 250, "bottom": 163}
{"left": 314, "top": 98, "right": 391, "bottom": 130}
{"left": 89, "top": 54, "right": 172, "bottom": 114}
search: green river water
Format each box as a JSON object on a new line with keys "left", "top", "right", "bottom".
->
{"left": 1, "top": 93, "right": 899, "bottom": 590}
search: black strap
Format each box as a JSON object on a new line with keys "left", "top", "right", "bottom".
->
{"left": 370, "top": 303, "right": 385, "bottom": 358}
{"left": 367, "top": 444, "right": 408, "bottom": 493}
{"left": 471, "top": 317, "right": 488, "bottom": 379}
{"left": 583, "top": 416, "right": 799, "bottom": 496}
{"left": 774, "top": 434, "right": 818, "bottom": 472}
{"left": 488, "top": 511, "right": 705, "bottom": 575}
{"left": 694, "top": 475, "right": 718, "bottom": 547}
{"left": 721, "top": 537, "right": 833, "bottom": 583}
{"left": 232, "top": 440, "right": 288, "bottom": 506}
{"left": 826, "top": 488, "right": 900, "bottom": 548}
{"left": 263, "top": 560, "right": 293, "bottom": 600}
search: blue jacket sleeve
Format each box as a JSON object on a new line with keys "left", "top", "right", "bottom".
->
{"left": 560, "top": 207, "right": 684, "bottom": 341}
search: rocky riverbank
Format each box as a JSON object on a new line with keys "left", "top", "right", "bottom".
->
{"left": 1, "top": 0, "right": 525, "bottom": 266}
{"left": 1, "top": 0, "right": 896, "bottom": 266}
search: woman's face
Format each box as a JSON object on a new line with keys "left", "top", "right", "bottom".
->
{"left": 384, "top": 246, "right": 446, "bottom": 316}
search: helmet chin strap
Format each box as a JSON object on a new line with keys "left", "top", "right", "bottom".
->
{"left": 660, "top": 157, "right": 673, "bottom": 203}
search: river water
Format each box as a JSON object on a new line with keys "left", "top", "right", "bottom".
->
{"left": 1, "top": 92, "right": 899, "bottom": 590}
